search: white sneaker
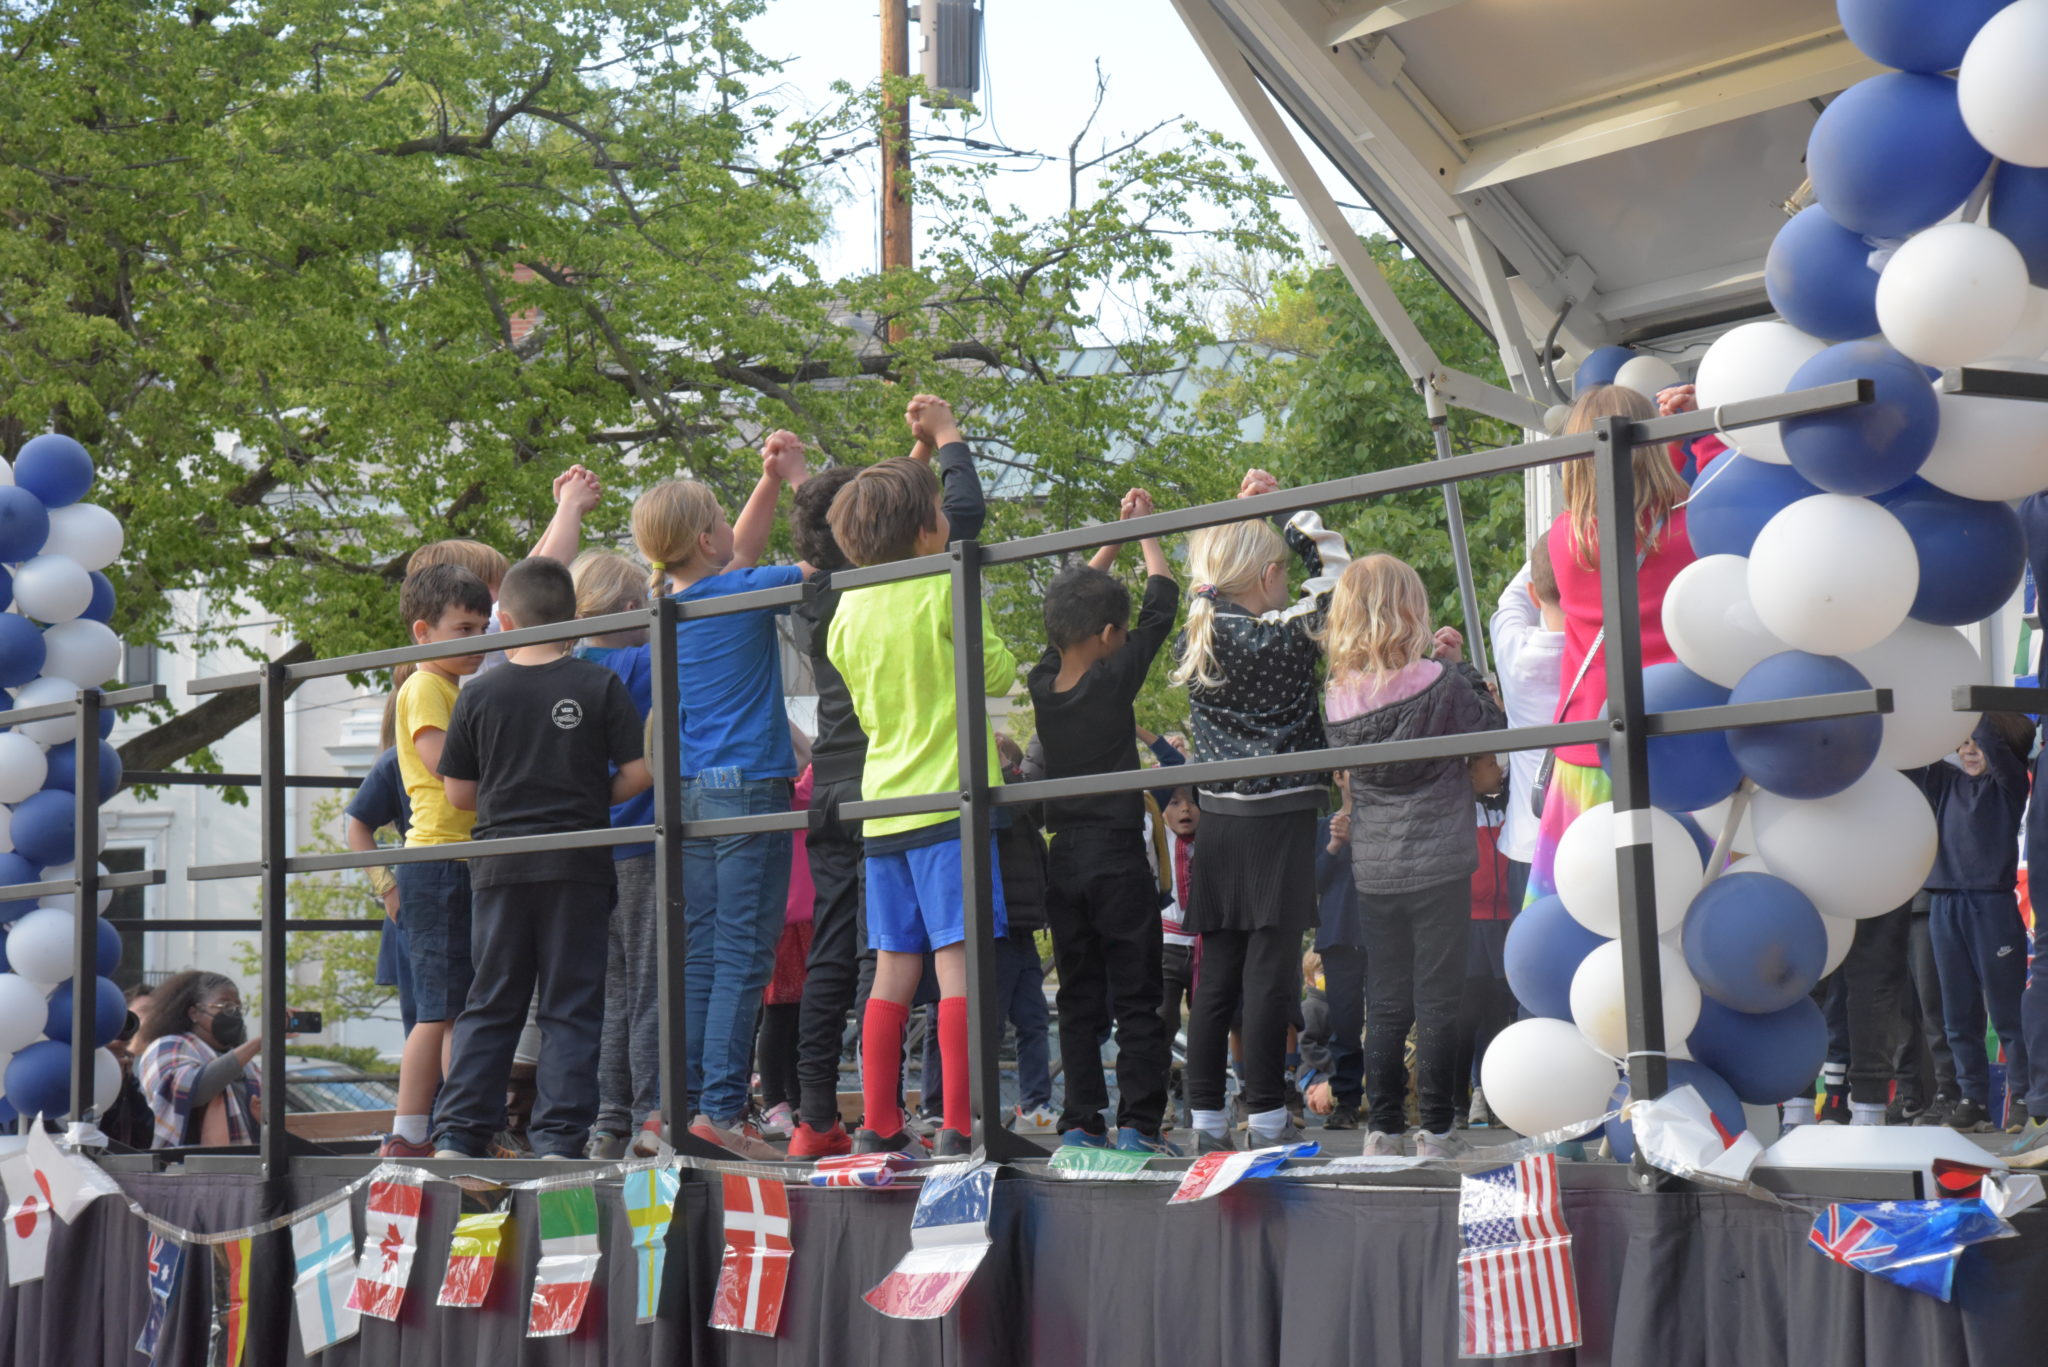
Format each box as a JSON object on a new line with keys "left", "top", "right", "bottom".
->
{"left": 1013, "top": 1105, "right": 1059, "bottom": 1133}
{"left": 760, "top": 1102, "right": 797, "bottom": 1140}
{"left": 1362, "top": 1130, "right": 1405, "bottom": 1157}
{"left": 1414, "top": 1129, "right": 1468, "bottom": 1160}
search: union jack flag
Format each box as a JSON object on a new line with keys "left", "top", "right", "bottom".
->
{"left": 1457, "top": 1154, "right": 1581, "bottom": 1357}
{"left": 1809, "top": 1206, "right": 1900, "bottom": 1270}
{"left": 809, "top": 1152, "right": 916, "bottom": 1188}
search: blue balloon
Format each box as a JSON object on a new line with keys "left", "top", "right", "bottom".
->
{"left": 97, "top": 704, "right": 114, "bottom": 741}
{"left": 1606, "top": 1059, "right": 1750, "bottom": 1161}
{"left": 10, "top": 789, "right": 75, "bottom": 868}
{"left": 1687, "top": 996, "right": 1829, "bottom": 1104}
{"left": 1991, "top": 162, "right": 2048, "bottom": 290}
{"left": 1674, "top": 811, "right": 1716, "bottom": 868}
{"left": 1613, "top": 663, "right": 1744, "bottom": 812}
{"left": 96, "top": 913, "right": 120, "bottom": 976}
{"left": 44, "top": 739, "right": 122, "bottom": 800}
{"left": 1877, "top": 480, "right": 2026, "bottom": 625}
{"left": 1575, "top": 347, "right": 1635, "bottom": 390}
{"left": 1681, "top": 871, "right": 1830, "bottom": 1012}
{"left": 4, "top": 1039, "right": 75, "bottom": 1119}
{"left": 0, "top": 613, "right": 47, "bottom": 689}
{"left": 1807, "top": 73, "right": 1990, "bottom": 239}
{"left": 1780, "top": 339, "right": 1940, "bottom": 496}
{"left": 1728, "top": 652, "right": 1883, "bottom": 798}
{"left": 12, "top": 434, "right": 94, "bottom": 510}
{"left": 45, "top": 974, "right": 124, "bottom": 1046}
{"left": 1839, "top": 0, "right": 2015, "bottom": 74}
{"left": 1686, "top": 450, "right": 1822, "bottom": 558}
{"left": 1503, "top": 894, "right": 1609, "bottom": 1021}
{"left": 82, "top": 571, "right": 115, "bottom": 625}
{"left": 0, "top": 851, "right": 40, "bottom": 921}
{"left": 1765, "top": 205, "right": 1882, "bottom": 342}
{"left": 0, "top": 486, "right": 49, "bottom": 563}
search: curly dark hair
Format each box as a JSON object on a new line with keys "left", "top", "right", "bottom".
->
{"left": 132, "top": 969, "right": 235, "bottom": 1053}
{"left": 791, "top": 465, "right": 861, "bottom": 572}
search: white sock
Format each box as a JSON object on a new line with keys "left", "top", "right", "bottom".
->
{"left": 1850, "top": 1102, "right": 1887, "bottom": 1127}
{"left": 393, "top": 1114, "right": 429, "bottom": 1144}
{"left": 1247, "top": 1106, "right": 1290, "bottom": 1137}
{"left": 1191, "top": 1109, "right": 1228, "bottom": 1136}
{"left": 1780, "top": 1096, "right": 1813, "bottom": 1127}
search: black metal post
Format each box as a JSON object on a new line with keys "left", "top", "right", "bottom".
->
{"left": 257, "top": 662, "right": 290, "bottom": 1177}
{"left": 949, "top": 539, "right": 1036, "bottom": 1160}
{"left": 1592, "top": 414, "right": 1670, "bottom": 1190}
{"left": 66, "top": 688, "right": 101, "bottom": 1127}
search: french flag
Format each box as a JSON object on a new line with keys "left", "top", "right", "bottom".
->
{"left": 863, "top": 1164, "right": 996, "bottom": 1320}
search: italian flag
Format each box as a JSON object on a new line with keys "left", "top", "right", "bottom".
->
{"left": 527, "top": 1184, "right": 601, "bottom": 1338}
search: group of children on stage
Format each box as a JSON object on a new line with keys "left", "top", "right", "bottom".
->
{"left": 347, "top": 382, "right": 2045, "bottom": 1164}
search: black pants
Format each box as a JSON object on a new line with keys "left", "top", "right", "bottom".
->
{"left": 1835, "top": 903, "right": 1912, "bottom": 1105}
{"left": 1046, "top": 828, "right": 1169, "bottom": 1134}
{"left": 1321, "top": 943, "right": 1368, "bottom": 1109}
{"left": 1185, "top": 925, "right": 1297, "bottom": 1116}
{"left": 435, "top": 879, "right": 611, "bottom": 1157}
{"left": 1900, "top": 904, "right": 1957, "bottom": 1102}
{"left": 1455, "top": 923, "right": 1517, "bottom": 1113}
{"left": 796, "top": 780, "right": 864, "bottom": 1130}
{"left": 1361, "top": 878, "right": 1471, "bottom": 1136}
{"left": 756, "top": 1002, "right": 801, "bottom": 1111}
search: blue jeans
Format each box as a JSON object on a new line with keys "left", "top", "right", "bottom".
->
{"left": 393, "top": 858, "right": 472, "bottom": 1023}
{"left": 681, "top": 777, "right": 793, "bottom": 1125}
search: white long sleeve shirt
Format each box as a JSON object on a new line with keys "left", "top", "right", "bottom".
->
{"left": 1489, "top": 565, "right": 1566, "bottom": 864}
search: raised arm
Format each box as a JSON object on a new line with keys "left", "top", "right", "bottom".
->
{"left": 530, "top": 465, "right": 603, "bottom": 564}
{"left": 729, "top": 430, "right": 809, "bottom": 570}
{"left": 910, "top": 396, "right": 988, "bottom": 545}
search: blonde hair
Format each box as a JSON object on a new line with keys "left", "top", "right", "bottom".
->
{"left": 1170, "top": 518, "right": 1287, "bottom": 690}
{"left": 408, "top": 539, "right": 510, "bottom": 589}
{"left": 1558, "top": 384, "right": 1689, "bottom": 568}
{"left": 1302, "top": 948, "right": 1323, "bottom": 986}
{"left": 571, "top": 549, "right": 647, "bottom": 620}
{"left": 630, "top": 479, "right": 722, "bottom": 597}
{"left": 1323, "top": 554, "right": 1433, "bottom": 682}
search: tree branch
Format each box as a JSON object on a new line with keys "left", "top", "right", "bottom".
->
{"left": 118, "top": 642, "right": 316, "bottom": 773}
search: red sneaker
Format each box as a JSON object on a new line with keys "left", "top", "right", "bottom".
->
{"left": 378, "top": 1135, "right": 436, "bottom": 1160}
{"left": 788, "top": 1120, "right": 854, "bottom": 1160}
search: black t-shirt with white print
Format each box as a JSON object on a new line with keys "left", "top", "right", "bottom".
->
{"left": 438, "top": 654, "right": 644, "bottom": 890}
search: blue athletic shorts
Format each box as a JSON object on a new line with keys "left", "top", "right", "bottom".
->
{"left": 865, "top": 836, "right": 1009, "bottom": 953}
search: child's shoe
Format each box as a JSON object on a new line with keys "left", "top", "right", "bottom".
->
{"left": 1949, "top": 1098, "right": 1994, "bottom": 1133}
{"left": 689, "top": 1114, "right": 780, "bottom": 1161}
{"left": 1116, "top": 1127, "right": 1180, "bottom": 1156}
{"left": 933, "top": 1128, "right": 972, "bottom": 1158}
{"left": 760, "top": 1102, "right": 797, "bottom": 1140}
{"left": 1013, "top": 1105, "right": 1059, "bottom": 1134}
{"left": 1361, "top": 1130, "right": 1405, "bottom": 1157}
{"left": 586, "top": 1130, "right": 627, "bottom": 1161}
{"left": 788, "top": 1120, "right": 854, "bottom": 1160}
{"left": 853, "top": 1126, "right": 922, "bottom": 1156}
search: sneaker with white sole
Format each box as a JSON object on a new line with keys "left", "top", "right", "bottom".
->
{"left": 1362, "top": 1129, "right": 1405, "bottom": 1157}
{"left": 1013, "top": 1105, "right": 1059, "bottom": 1134}
{"left": 1414, "top": 1129, "right": 1468, "bottom": 1160}
{"left": 688, "top": 1114, "right": 781, "bottom": 1161}
{"left": 630, "top": 1115, "right": 670, "bottom": 1158}
{"left": 760, "top": 1103, "right": 797, "bottom": 1140}
{"left": 1237, "top": 1120, "right": 1305, "bottom": 1150}
{"left": 586, "top": 1131, "right": 626, "bottom": 1161}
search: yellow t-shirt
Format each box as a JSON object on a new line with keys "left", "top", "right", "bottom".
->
{"left": 395, "top": 670, "right": 475, "bottom": 846}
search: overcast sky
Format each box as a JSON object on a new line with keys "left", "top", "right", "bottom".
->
{"left": 740, "top": 0, "right": 1369, "bottom": 284}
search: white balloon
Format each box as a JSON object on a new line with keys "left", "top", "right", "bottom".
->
{"left": 1747, "top": 495, "right": 1917, "bottom": 656}
{"left": 1693, "top": 798, "right": 1758, "bottom": 859}
{"left": 1753, "top": 768, "right": 1937, "bottom": 920}
{"left": 39, "top": 504, "right": 123, "bottom": 574}
{"left": 0, "top": 732, "right": 48, "bottom": 803}
{"left": 1959, "top": 0, "right": 2048, "bottom": 167}
{"left": 1479, "top": 1017, "right": 1618, "bottom": 1139}
{"left": 1917, "top": 390, "right": 2048, "bottom": 501}
{"left": 1662, "top": 555, "right": 1786, "bottom": 688}
{"left": 1614, "top": 355, "right": 1682, "bottom": 401}
{"left": 1543, "top": 403, "right": 1572, "bottom": 436}
{"left": 4, "top": 908, "right": 74, "bottom": 985}
{"left": 10, "top": 676, "right": 77, "bottom": 746}
{"left": 1693, "top": 321, "right": 1828, "bottom": 464}
{"left": 39, "top": 619, "right": 120, "bottom": 689}
{"left": 1570, "top": 939, "right": 1703, "bottom": 1061}
{"left": 11, "top": 555, "right": 92, "bottom": 625}
{"left": 1877, "top": 223, "right": 2030, "bottom": 368}
{"left": 1991, "top": 287, "right": 2048, "bottom": 362}
{"left": 1819, "top": 912, "right": 1856, "bottom": 977}
{"left": 1844, "top": 620, "right": 1984, "bottom": 769}
{"left": 90, "top": 1046, "right": 120, "bottom": 1114}
{"left": 0, "top": 974, "right": 48, "bottom": 1053}
{"left": 1554, "top": 802, "right": 1704, "bottom": 937}
{"left": 37, "top": 862, "right": 110, "bottom": 915}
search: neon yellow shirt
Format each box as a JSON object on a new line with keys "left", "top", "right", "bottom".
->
{"left": 396, "top": 669, "right": 476, "bottom": 846}
{"left": 827, "top": 573, "right": 1016, "bottom": 839}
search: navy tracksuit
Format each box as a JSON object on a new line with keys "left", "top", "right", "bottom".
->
{"left": 1915, "top": 720, "right": 2030, "bottom": 1112}
{"left": 2015, "top": 494, "right": 2048, "bottom": 1117}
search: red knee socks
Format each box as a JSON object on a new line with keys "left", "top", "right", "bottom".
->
{"left": 939, "top": 996, "right": 971, "bottom": 1137}
{"left": 861, "top": 998, "right": 909, "bottom": 1137}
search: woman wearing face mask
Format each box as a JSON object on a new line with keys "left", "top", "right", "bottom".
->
{"left": 133, "top": 971, "right": 263, "bottom": 1148}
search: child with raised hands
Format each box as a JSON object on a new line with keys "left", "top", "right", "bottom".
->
{"left": 630, "top": 431, "right": 813, "bottom": 1160}
{"left": 1170, "top": 468, "right": 1350, "bottom": 1154}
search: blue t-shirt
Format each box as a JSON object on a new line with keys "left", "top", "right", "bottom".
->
{"left": 673, "top": 565, "right": 803, "bottom": 780}
{"left": 346, "top": 748, "right": 411, "bottom": 837}
{"left": 577, "top": 642, "right": 656, "bottom": 861}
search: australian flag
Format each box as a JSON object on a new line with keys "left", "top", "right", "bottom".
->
{"left": 1808, "top": 1199, "right": 2014, "bottom": 1301}
{"left": 136, "top": 1233, "right": 184, "bottom": 1361}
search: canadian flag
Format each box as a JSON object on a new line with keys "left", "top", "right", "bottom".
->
{"left": 0, "top": 1153, "right": 50, "bottom": 1286}
{"left": 347, "top": 1178, "right": 423, "bottom": 1320}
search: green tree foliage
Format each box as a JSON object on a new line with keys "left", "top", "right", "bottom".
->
{"left": 232, "top": 796, "right": 394, "bottom": 1029}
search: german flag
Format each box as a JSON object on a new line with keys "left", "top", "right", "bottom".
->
{"left": 209, "top": 1237, "right": 251, "bottom": 1367}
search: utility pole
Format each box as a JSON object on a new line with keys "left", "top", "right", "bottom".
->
{"left": 881, "top": 0, "right": 913, "bottom": 343}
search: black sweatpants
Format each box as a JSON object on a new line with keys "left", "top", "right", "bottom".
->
{"left": 1320, "top": 943, "right": 1368, "bottom": 1110}
{"left": 1046, "top": 828, "right": 1170, "bottom": 1134}
{"left": 1185, "top": 926, "right": 1297, "bottom": 1116}
{"left": 435, "top": 878, "right": 611, "bottom": 1157}
{"left": 1901, "top": 902, "right": 1958, "bottom": 1103}
{"left": 796, "top": 780, "right": 864, "bottom": 1130}
{"left": 1361, "top": 878, "right": 1471, "bottom": 1136}
{"left": 1838, "top": 903, "right": 1912, "bottom": 1106}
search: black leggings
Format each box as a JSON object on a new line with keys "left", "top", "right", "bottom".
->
{"left": 756, "top": 1003, "right": 801, "bottom": 1112}
{"left": 1185, "top": 927, "right": 1298, "bottom": 1116}
{"left": 1361, "top": 878, "right": 1471, "bottom": 1136}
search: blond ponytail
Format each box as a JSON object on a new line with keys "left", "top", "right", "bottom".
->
{"left": 1170, "top": 517, "right": 1288, "bottom": 690}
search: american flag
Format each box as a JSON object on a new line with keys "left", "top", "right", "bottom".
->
{"left": 809, "top": 1152, "right": 916, "bottom": 1188}
{"left": 1457, "top": 1154, "right": 1581, "bottom": 1357}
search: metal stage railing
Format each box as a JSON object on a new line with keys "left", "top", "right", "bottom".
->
{"left": 52, "top": 377, "right": 1895, "bottom": 1184}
